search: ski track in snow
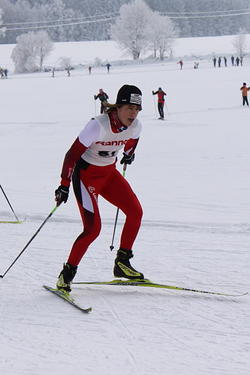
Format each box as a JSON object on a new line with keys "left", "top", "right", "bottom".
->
{"left": 1, "top": 50, "right": 250, "bottom": 374}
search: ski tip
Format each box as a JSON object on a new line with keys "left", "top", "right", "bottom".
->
{"left": 43, "top": 285, "right": 92, "bottom": 313}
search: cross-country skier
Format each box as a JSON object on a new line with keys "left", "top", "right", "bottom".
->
{"left": 177, "top": 60, "right": 183, "bottom": 70}
{"left": 152, "top": 87, "right": 167, "bottom": 119}
{"left": 55, "top": 85, "right": 144, "bottom": 292}
{"left": 94, "top": 88, "right": 109, "bottom": 113}
{"left": 240, "top": 82, "right": 250, "bottom": 106}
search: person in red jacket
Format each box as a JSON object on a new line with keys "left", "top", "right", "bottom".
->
{"left": 152, "top": 87, "right": 167, "bottom": 119}
{"left": 240, "top": 82, "right": 250, "bottom": 106}
{"left": 55, "top": 85, "right": 144, "bottom": 292}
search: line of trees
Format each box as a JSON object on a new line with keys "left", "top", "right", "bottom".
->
{"left": 0, "top": 0, "right": 250, "bottom": 44}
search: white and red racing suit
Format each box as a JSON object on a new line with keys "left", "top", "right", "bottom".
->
{"left": 60, "top": 110, "right": 143, "bottom": 266}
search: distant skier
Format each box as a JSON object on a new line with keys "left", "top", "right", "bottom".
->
{"left": 94, "top": 88, "right": 109, "bottom": 113}
{"left": 218, "top": 57, "right": 221, "bottom": 67}
{"left": 212, "top": 57, "right": 216, "bottom": 67}
{"left": 223, "top": 57, "right": 227, "bottom": 67}
{"left": 152, "top": 87, "right": 167, "bottom": 120}
{"left": 231, "top": 56, "right": 235, "bottom": 66}
{"left": 106, "top": 63, "right": 111, "bottom": 73}
{"left": 240, "top": 82, "right": 250, "bottom": 106}
{"left": 66, "top": 67, "right": 71, "bottom": 77}
{"left": 177, "top": 60, "right": 183, "bottom": 70}
{"left": 88, "top": 66, "right": 92, "bottom": 74}
{"left": 235, "top": 57, "right": 240, "bottom": 66}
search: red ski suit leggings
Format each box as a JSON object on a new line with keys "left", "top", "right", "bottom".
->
{"left": 67, "top": 162, "right": 143, "bottom": 266}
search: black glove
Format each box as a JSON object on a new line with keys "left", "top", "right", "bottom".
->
{"left": 120, "top": 152, "right": 135, "bottom": 165}
{"left": 55, "top": 185, "right": 69, "bottom": 205}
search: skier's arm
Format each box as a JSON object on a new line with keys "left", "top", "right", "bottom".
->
{"left": 60, "top": 119, "right": 100, "bottom": 186}
{"left": 55, "top": 139, "right": 87, "bottom": 205}
{"left": 60, "top": 138, "right": 87, "bottom": 187}
{"left": 121, "top": 138, "right": 139, "bottom": 165}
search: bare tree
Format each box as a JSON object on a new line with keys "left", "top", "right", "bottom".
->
{"left": 11, "top": 30, "right": 53, "bottom": 73}
{"left": 232, "top": 28, "right": 248, "bottom": 59}
{"left": 111, "top": 0, "right": 153, "bottom": 60}
{"left": 147, "top": 12, "right": 178, "bottom": 60}
{"left": 35, "top": 31, "right": 53, "bottom": 71}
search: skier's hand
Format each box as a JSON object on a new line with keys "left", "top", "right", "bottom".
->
{"left": 120, "top": 152, "right": 135, "bottom": 165}
{"left": 55, "top": 185, "right": 69, "bottom": 206}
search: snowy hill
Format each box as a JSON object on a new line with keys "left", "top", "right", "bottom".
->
{"left": 0, "top": 35, "right": 250, "bottom": 375}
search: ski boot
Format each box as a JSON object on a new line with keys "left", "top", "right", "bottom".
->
{"left": 56, "top": 263, "right": 78, "bottom": 292}
{"left": 113, "top": 248, "right": 144, "bottom": 280}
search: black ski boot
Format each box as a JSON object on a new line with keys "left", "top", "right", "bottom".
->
{"left": 56, "top": 263, "right": 78, "bottom": 292}
{"left": 113, "top": 248, "right": 144, "bottom": 279}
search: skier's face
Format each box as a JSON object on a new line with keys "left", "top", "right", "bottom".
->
{"left": 117, "top": 104, "right": 140, "bottom": 126}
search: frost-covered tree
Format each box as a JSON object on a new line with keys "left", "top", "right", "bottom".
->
{"left": 0, "top": 0, "right": 34, "bottom": 43}
{"left": 232, "top": 28, "right": 248, "bottom": 58}
{"left": 35, "top": 31, "right": 54, "bottom": 71}
{"left": 0, "top": 8, "right": 5, "bottom": 38}
{"left": 147, "top": 12, "right": 178, "bottom": 60}
{"left": 59, "top": 56, "right": 71, "bottom": 70}
{"left": 111, "top": 0, "right": 153, "bottom": 60}
{"left": 11, "top": 30, "right": 53, "bottom": 73}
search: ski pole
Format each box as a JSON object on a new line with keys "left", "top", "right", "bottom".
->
{"left": 165, "top": 102, "right": 170, "bottom": 116}
{"left": 0, "top": 205, "right": 58, "bottom": 279}
{"left": 0, "top": 184, "right": 20, "bottom": 222}
{"left": 152, "top": 93, "right": 157, "bottom": 118}
{"left": 109, "top": 164, "right": 127, "bottom": 251}
{"left": 94, "top": 97, "right": 97, "bottom": 116}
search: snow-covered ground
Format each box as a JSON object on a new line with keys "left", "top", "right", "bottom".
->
{"left": 0, "top": 36, "right": 250, "bottom": 375}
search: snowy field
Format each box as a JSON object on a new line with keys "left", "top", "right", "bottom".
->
{"left": 0, "top": 36, "right": 250, "bottom": 375}
{"left": 1, "top": 33, "right": 250, "bottom": 71}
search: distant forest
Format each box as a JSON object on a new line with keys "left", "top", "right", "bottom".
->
{"left": 0, "top": 0, "right": 250, "bottom": 44}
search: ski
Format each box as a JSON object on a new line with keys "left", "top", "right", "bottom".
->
{"left": 0, "top": 220, "right": 23, "bottom": 224}
{"left": 43, "top": 285, "right": 92, "bottom": 313}
{"left": 72, "top": 279, "right": 248, "bottom": 297}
